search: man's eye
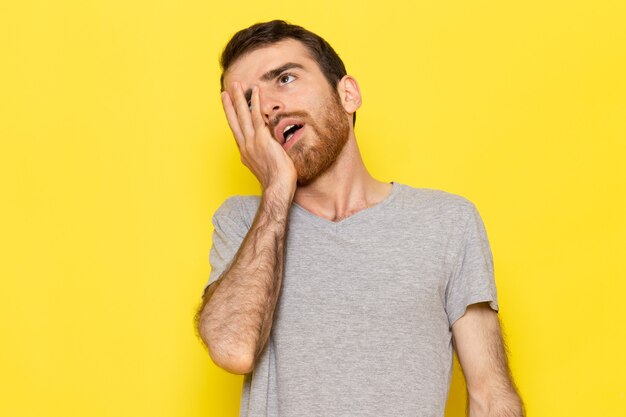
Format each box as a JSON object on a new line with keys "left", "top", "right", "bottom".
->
{"left": 247, "top": 100, "right": 252, "bottom": 111}
{"left": 279, "top": 74, "right": 296, "bottom": 85}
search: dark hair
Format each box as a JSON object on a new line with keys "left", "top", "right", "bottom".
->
{"left": 220, "top": 20, "right": 356, "bottom": 125}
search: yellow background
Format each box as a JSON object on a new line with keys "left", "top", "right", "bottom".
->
{"left": 2, "top": 1, "right": 625, "bottom": 416}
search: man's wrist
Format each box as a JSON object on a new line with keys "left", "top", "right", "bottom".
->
{"left": 263, "top": 182, "right": 296, "bottom": 205}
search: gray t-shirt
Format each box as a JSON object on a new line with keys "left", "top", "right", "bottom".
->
{"left": 205, "top": 182, "right": 498, "bottom": 417}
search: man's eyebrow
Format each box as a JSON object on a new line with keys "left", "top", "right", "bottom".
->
{"left": 243, "top": 63, "right": 305, "bottom": 103}
{"left": 260, "top": 63, "right": 304, "bottom": 82}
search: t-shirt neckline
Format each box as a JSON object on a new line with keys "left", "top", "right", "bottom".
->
{"left": 291, "top": 181, "right": 400, "bottom": 229}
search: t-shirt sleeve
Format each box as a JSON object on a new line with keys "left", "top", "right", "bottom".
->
{"left": 202, "top": 197, "right": 250, "bottom": 296}
{"left": 445, "top": 202, "right": 499, "bottom": 326}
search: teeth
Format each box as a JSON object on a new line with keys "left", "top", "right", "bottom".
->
{"left": 285, "top": 133, "right": 294, "bottom": 142}
{"left": 283, "top": 124, "right": 295, "bottom": 134}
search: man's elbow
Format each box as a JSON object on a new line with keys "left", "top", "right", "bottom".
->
{"left": 208, "top": 348, "right": 254, "bottom": 375}
{"left": 197, "top": 318, "right": 255, "bottom": 375}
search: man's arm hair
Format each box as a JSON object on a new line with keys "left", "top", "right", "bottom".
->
{"left": 452, "top": 303, "right": 525, "bottom": 417}
{"left": 195, "top": 189, "right": 291, "bottom": 374}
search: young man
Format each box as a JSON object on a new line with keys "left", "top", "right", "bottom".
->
{"left": 197, "top": 20, "right": 523, "bottom": 417}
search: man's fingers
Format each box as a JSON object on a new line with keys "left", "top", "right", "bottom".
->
{"left": 231, "top": 82, "right": 255, "bottom": 139}
{"left": 250, "top": 86, "right": 266, "bottom": 130}
{"left": 221, "top": 91, "right": 244, "bottom": 148}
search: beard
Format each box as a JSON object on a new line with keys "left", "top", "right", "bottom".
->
{"left": 285, "top": 92, "right": 351, "bottom": 185}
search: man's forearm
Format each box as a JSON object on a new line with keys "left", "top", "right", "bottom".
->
{"left": 198, "top": 188, "right": 292, "bottom": 374}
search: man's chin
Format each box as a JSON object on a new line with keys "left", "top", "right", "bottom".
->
{"left": 295, "top": 171, "right": 320, "bottom": 186}
{"left": 292, "top": 150, "right": 339, "bottom": 186}
{"left": 292, "top": 161, "right": 322, "bottom": 187}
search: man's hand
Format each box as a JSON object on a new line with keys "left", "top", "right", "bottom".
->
{"left": 221, "top": 82, "right": 297, "bottom": 197}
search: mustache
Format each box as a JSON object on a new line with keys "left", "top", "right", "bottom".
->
{"left": 269, "top": 111, "right": 311, "bottom": 132}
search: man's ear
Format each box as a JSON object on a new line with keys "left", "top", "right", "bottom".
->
{"left": 337, "top": 75, "right": 362, "bottom": 114}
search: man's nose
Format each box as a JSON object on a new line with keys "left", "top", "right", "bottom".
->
{"left": 259, "top": 89, "right": 282, "bottom": 123}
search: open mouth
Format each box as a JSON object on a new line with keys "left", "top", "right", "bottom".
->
{"left": 283, "top": 124, "right": 303, "bottom": 143}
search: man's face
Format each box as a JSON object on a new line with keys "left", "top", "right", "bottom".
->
{"left": 223, "top": 39, "right": 351, "bottom": 185}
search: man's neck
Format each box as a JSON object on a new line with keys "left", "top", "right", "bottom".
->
{"left": 293, "top": 137, "right": 392, "bottom": 223}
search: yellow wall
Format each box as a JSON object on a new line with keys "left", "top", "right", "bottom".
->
{"left": 2, "top": 1, "right": 625, "bottom": 416}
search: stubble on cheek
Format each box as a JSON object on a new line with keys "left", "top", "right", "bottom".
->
{"left": 288, "top": 94, "right": 350, "bottom": 186}
{"left": 289, "top": 141, "right": 332, "bottom": 185}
